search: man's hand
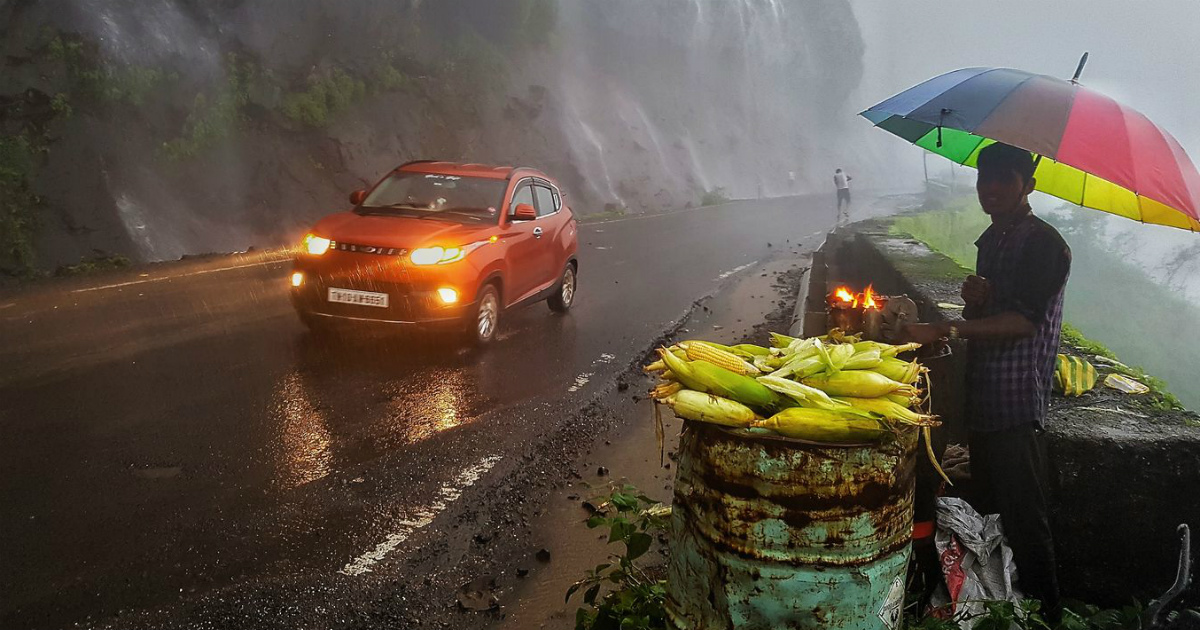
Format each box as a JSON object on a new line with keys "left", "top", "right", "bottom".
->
{"left": 903, "top": 322, "right": 946, "bottom": 346}
{"left": 962, "top": 275, "right": 991, "bottom": 306}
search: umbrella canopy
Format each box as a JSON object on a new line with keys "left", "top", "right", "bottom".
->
{"left": 862, "top": 67, "right": 1200, "bottom": 231}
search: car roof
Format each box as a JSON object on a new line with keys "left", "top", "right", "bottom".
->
{"left": 395, "top": 161, "right": 549, "bottom": 181}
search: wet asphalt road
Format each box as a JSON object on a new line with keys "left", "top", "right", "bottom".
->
{"left": 0, "top": 195, "right": 838, "bottom": 629}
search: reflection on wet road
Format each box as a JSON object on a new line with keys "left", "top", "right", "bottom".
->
{"left": 0, "top": 195, "right": 837, "bottom": 629}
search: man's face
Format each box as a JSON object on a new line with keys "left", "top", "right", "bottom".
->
{"left": 977, "top": 167, "right": 1032, "bottom": 217}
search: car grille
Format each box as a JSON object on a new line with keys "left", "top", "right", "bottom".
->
{"left": 331, "top": 241, "right": 407, "bottom": 257}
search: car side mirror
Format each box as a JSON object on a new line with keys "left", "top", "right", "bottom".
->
{"left": 349, "top": 189, "right": 367, "bottom": 205}
{"left": 513, "top": 203, "right": 537, "bottom": 221}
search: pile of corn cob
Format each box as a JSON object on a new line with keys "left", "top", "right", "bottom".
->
{"left": 646, "top": 328, "right": 946, "bottom": 479}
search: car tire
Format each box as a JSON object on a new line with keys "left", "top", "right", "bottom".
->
{"left": 548, "top": 263, "right": 577, "bottom": 313}
{"left": 469, "top": 285, "right": 501, "bottom": 345}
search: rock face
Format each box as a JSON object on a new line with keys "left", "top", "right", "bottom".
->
{"left": 0, "top": 0, "right": 869, "bottom": 270}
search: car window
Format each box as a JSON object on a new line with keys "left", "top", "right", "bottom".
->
{"left": 533, "top": 185, "right": 556, "bottom": 217}
{"left": 551, "top": 187, "right": 561, "bottom": 212}
{"left": 509, "top": 183, "right": 534, "bottom": 216}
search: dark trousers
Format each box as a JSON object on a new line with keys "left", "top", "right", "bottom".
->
{"left": 968, "top": 424, "right": 1061, "bottom": 615}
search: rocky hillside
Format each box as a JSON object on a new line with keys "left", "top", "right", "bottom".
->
{"left": 0, "top": 0, "right": 868, "bottom": 275}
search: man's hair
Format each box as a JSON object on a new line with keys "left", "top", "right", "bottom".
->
{"left": 835, "top": 168, "right": 842, "bottom": 173}
{"left": 977, "top": 143, "right": 1036, "bottom": 183}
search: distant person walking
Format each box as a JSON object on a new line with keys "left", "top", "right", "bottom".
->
{"left": 834, "top": 168, "right": 852, "bottom": 222}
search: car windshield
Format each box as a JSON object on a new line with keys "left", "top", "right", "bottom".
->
{"left": 357, "top": 172, "right": 506, "bottom": 223}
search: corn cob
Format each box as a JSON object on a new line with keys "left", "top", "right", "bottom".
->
{"left": 853, "top": 341, "right": 922, "bottom": 358}
{"left": 644, "top": 359, "right": 667, "bottom": 373}
{"left": 754, "top": 408, "right": 889, "bottom": 443}
{"left": 844, "top": 349, "right": 883, "bottom": 370}
{"left": 824, "top": 343, "right": 856, "bottom": 372}
{"left": 772, "top": 355, "right": 827, "bottom": 380}
{"left": 729, "top": 343, "right": 771, "bottom": 357}
{"left": 757, "top": 375, "right": 849, "bottom": 411}
{"left": 885, "top": 392, "right": 917, "bottom": 408}
{"left": 820, "top": 328, "right": 862, "bottom": 345}
{"left": 660, "top": 347, "right": 781, "bottom": 410}
{"left": 662, "top": 390, "right": 760, "bottom": 427}
{"left": 686, "top": 341, "right": 762, "bottom": 376}
{"left": 658, "top": 347, "right": 706, "bottom": 392}
{"left": 651, "top": 382, "right": 683, "bottom": 400}
{"left": 835, "top": 397, "right": 941, "bottom": 427}
{"left": 689, "top": 360, "right": 782, "bottom": 410}
{"left": 770, "top": 332, "right": 798, "bottom": 348}
{"left": 752, "top": 354, "right": 777, "bottom": 373}
{"left": 802, "top": 370, "right": 918, "bottom": 398}
{"left": 874, "top": 357, "right": 921, "bottom": 384}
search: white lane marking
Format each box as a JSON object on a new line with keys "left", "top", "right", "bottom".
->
{"left": 715, "top": 261, "right": 758, "bottom": 281}
{"left": 595, "top": 246, "right": 610, "bottom": 250}
{"left": 71, "top": 259, "right": 287, "bottom": 293}
{"left": 339, "top": 455, "right": 502, "bottom": 577}
{"left": 567, "top": 373, "right": 594, "bottom": 393}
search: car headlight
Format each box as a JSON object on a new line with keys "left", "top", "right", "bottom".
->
{"left": 410, "top": 239, "right": 492, "bottom": 266}
{"left": 304, "top": 233, "right": 332, "bottom": 256}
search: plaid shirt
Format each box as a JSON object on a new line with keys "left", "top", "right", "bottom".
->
{"left": 967, "top": 210, "right": 1071, "bottom": 432}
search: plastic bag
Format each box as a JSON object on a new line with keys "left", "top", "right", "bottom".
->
{"left": 929, "top": 497, "right": 1024, "bottom": 628}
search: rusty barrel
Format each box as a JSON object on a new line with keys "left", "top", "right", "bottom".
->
{"left": 665, "top": 422, "right": 918, "bottom": 630}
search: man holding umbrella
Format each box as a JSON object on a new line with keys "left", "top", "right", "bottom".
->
{"left": 906, "top": 142, "right": 1070, "bottom": 616}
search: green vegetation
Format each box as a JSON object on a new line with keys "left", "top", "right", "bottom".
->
{"left": 890, "top": 198, "right": 988, "bottom": 269}
{"left": 566, "top": 484, "right": 669, "bottom": 630}
{"left": 513, "top": 0, "right": 560, "bottom": 49}
{"left": 372, "top": 52, "right": 416, "bottom": 94}
{"left": 280, "top": 68, "right": 367, "bottom": 128}
{"left": 892, "top": 198, "right": 1195, "bottom": 410}
{"left": 47, "top": 34, "right": 174, "bottom": 107}
{"left": 161, "top": 56, "right": 253, "bottom": 160}
{"left": 442, "top": 31, "right": 510, "bottom": 97}
{"left": 700, "top": 187, "right": 731, "bottom": 207}
{"left": 53, "top": 254, "right": 131, "bottom": 277}
{"left": 0, "top": 134, "right": 41, "bottom": 276}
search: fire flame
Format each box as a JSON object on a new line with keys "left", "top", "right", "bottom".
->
{"left": 831, "top": 284, "right": 880, "bottom": 310}
{"left": 863, "top": 284, "right": 878, "bottom": 309}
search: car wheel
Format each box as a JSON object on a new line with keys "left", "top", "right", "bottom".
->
{"left": 548, "top": 263, "right": 576, "bottom": 313}
{"left": 470, "top": 285, "right": 501, "bottom": 345}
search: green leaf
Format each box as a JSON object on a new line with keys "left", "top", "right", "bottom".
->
{"left": 586, "top": 516, "right": 607, "bottom": 529}
{"left": 566, "top": 582, "right": 582, "bottom": 603}
{"left": 611, "top": 492, "right": 639, "bottom": 512}
{"left": 584, "top": 583, "right": 602, "bottom": 605}
{"left": 626, "top": 532, "right": 653, "bottom": 560}
{"left": 609, "top": 520, "right": 635, "bottom": 544}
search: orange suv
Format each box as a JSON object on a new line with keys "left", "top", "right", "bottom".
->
{"left": 290, "top": 161, "right": 579, "bottom": 344}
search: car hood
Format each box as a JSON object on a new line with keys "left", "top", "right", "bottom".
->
{"left": 311, "top": 212, "right": 492, "bottom": 248}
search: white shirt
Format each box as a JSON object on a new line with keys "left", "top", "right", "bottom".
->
{"left": 834, "top": 172, "right": 850, "bottom": 190}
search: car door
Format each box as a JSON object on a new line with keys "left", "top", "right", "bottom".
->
{"left": 531, "top": 182, "right": 567, "bottom": 288}
{"left": 502, "top": 180, "right": 545, "bottom": 304}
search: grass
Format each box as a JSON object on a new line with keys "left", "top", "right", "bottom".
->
{"left": 892, "top": 198, "right": 1194, "bottom": 410}
{"left": 53, "top": 254, "right": 131, "bottom": 277}
{"left": 0, "top": 134, "right": 40, "bottom": 276}
{"left": 700, "top": 187, "right": 731, "bottom": 207}
{"left": 280, "top": 68, "right": 367, "bottom": 128}
{"left": 161, "top": 56, "right": 252, "bottom": 160}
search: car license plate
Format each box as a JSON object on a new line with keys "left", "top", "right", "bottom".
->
{"left": 327, "top": 287, "right": 389, "bottom": 308}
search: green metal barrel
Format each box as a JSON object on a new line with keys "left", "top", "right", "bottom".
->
{"left": 665, "top": 422, "right": 918, "bottom": 630}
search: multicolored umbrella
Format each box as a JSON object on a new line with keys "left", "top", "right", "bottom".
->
{"left": 861, "top": 63, "right": 1200, "bottom": 231}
